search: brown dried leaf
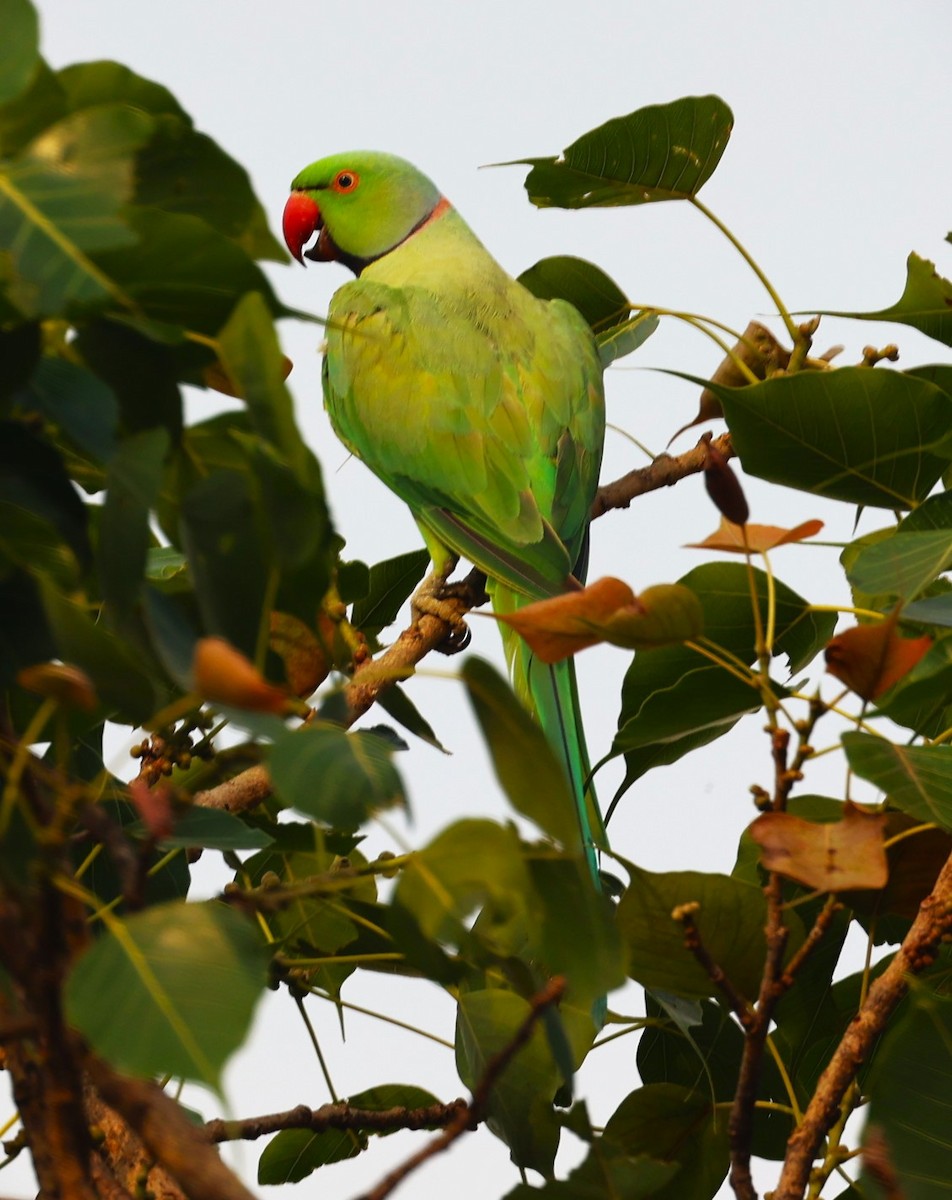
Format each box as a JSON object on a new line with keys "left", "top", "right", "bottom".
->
{"left": 269, "top": 611, "right": 331, "bottom": 697}
{"left": 192, "top": 637, "right": 290, "bottom": 714}
{"left": 670, "top": 321, "right": 791, "bottom": 441}
{"left": 686, "top": 515, "right": 824, "bottom": 553}
{"left": 749, "top": 802, "right": 888, "bottom": 892}
{"left": 825, "top": 608, "right": 933, "bottom": 701}
{"left": 496, "top": 577, "right": 703, "bottom": 662}
{"left": 704, "top": 440, "right": 749, "bottom": 525}
{"left": 17, "top": 662, "right": 98, "bottom": 711}
{"left": 497, "top": 577, "right": 642, "bottom": 663}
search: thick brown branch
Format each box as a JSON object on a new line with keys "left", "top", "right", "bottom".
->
{"left": 773, "top": 848, "right": 952, "bottom": 1200}
{"left": 355, "top": 976, "right": 566, "bottom": 1200}
{"left": 590, "top": 432, "right": 733, "bottom": 520}
{"left": 85, "top": 1055, "right": 258, "bottom": 1200}
{"left": 206, "top": 1099, "right": 468, "bottom": 1143}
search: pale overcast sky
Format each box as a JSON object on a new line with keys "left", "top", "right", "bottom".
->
{"left": 8, "top": 3, "right": 952, "bottom": 1196}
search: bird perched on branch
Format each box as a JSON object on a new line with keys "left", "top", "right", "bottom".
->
{"left": 283, "top": 152, "right": 607, "bottom": 880}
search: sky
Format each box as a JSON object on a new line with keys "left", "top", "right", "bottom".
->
{"left": 6, "top": 2, "right": 952, "bottom": 1197}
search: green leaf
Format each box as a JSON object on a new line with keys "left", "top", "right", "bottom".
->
{"left": 847, "top": 492, "right": 952, "bottom": 600}
{"left": 848, "top": 531, "right": 952, "bottom": 601}
{"left": 395, "top": 819, "right": 537, "bottom": 953}
{"left": 147, "top": 807, "right": 274, "bottom": 851}
{"left": 350, "top": 548, "right": 430, "bottom": 638}
{"left": 65, "top": 900, "right": 268, "bottom": 1090}
{"left": 824, "top": 252, "right": 952, "bottom": 348}
{"left": 905, "top": 594, "right": 952, "bottom": 627}
{"left": 596, "top": 312, "right": 660, "bottom": 368}
{"left": 528, "top": 855, "right": 625, "bottom": 1009}
{"left": 711, "top": 368, "right": 952, "bottom": 509}
{"left": 24, "top": 355, "right": 118, "bottom": 463}
{"left": 98, "top": 428, "right": 169, "bottom": 623}
{"left": 638, "top": 997, "right": 792, "bottom": 1161}
{"left": 843, "top": 732, "right": 952, "bottom": 833}
{"left": 90, "top": 207, "right": 282, "bottom": 334}
{"left": 457, "top": 988, "right": 561, "bottom": 1174}
{"left": 0, "top": 420, "right": 90, "bottom": 571}
{"left": 258, "top": 1127, "right": 362, "bottom": 1183}
{"left": 135, "top": 116, "right": 287, "bottom": 262}
{"left": 0, "top": 106, "right": 152, "bottom": 317}
{"left": 514, "top": 95, "right": 733, "bottom": 209}
{"left": 519, "top": 256, "right": 630, "bottom": 329}
{"left": 376, "top": 683, "right": 446, "bottom": 751}
{"left": 617, "top": 863, "right": 802, "bottom": 1000}
{"left": 0, "top": 0, "right": 39, "bottom": 106}
{"left": 865, "top": 988, "right": 952, "bottom": 1199}
{"left": 0, "top": 59, "right": 67, "bottom": 159}
{"left": 517, "top": 255, "right": 658, "bottom": 366}
{"left": 216, "top": 292, "right": 310, "bottom": 479}
{"left": 56, "top": 59, "right": 189, "bottom": 120}
{"left": 269, "top": 724, "right": 406, "bottom": 830}
{"left": 39, "top": 580, "right": 157, "bottom": 722}
{"left": 602, "top": 1083, "right": 729, "bottom": 1200}
{"left": 462, "top": 657, "right": 579, "bottom": 850}
{"left": 179, "top": 468, "right": 270, "bottom": 657}
{"left": 610, "top": 562, "right": 832, "bottom": 788}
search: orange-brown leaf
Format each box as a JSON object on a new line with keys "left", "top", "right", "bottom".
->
{"left": 686, "top": 516, "right": 824, "bottom": 554}
{"left": 749, "top": 802, "right": 888, "bottom": 892}
{"left": 128, "top": 777, "right": 175, "bottom": 840}
{"left": 497, "top": 577, "right": 642, "bottom": 663}
{"left": 192, "top": 637, "right": 290, "bottom": 714}
{"left": 17, "top": 662, "right": 98, "bottom": 711}
{"left": 825, "top": 609, "right": 932, "bottom": 701}
{"left": 495, "top": 577, "right": 703, "bottom": 663}
{"left": 269, "top": 611, "right": 331, "bottom": 697}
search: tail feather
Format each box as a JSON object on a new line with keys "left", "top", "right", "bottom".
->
{"left": 493, "top": 583, "right": 607, "bottom": 885}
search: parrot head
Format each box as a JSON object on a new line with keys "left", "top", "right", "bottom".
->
{"left": 283, "top": 151, "right": 443, "bottom": 273}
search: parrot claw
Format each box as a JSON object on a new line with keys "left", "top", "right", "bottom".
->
{"left": 411, "top": 570, "right": 474, "bottom": 655}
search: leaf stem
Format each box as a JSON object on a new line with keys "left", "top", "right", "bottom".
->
{"left": 689, "top": 197, "right": 799, "bottom": 343}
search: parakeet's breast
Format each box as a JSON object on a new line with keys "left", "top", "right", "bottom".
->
{"left": 321, "top": 206, "right": 605, "bottom": 585}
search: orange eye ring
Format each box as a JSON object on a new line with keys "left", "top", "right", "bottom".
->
{"left": 332, "top": 171, "right": 359, "bottom": 193}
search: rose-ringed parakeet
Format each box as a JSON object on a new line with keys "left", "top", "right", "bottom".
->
{"left": 283, "top": 152, "right": 607, "bottom": 880}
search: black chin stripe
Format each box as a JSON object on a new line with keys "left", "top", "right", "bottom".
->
{"left": 315, "top": 199, "right": 443, "bottom": 278}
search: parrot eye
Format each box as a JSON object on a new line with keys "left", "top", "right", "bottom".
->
{"left": 333, "top": 171, "right": 359, "bottom": 193}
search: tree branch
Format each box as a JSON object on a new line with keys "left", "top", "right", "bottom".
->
{"left": 773, "top": 848, "right": 952, "bottom": 1200}
{"left": 85, "top": 1055, "right": 259, "bottom": 1200}
{"left": 206, "top": 1098, "right": 468, "bottom": 1143}
{"left": 590, "top": 432, "right": 733, "bottom": 520}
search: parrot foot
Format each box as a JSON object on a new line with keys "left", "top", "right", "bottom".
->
{"left": 412, "top": 570, "right": 484, "bottom": 656}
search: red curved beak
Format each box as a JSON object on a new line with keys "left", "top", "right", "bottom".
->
{"left": 283, "top": 192, "right": 321, "bottom": 264}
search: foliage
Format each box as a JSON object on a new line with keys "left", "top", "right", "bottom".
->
{"left": 2, "top": 4, "right": 952, "bottom": 1199}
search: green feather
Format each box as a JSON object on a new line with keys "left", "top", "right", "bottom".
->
{"left": 295, "top": 152, "right": 607, "bottom": 881}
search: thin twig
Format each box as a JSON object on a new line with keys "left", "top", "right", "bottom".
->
{"left": 354, "top": 977, "right": 567, "bottom": 1200}
{"left": 673, "top": 902, "right": 753, "bottom": 1029}
{"left": 206, "top": 1099, "right": 468, "bottom": 1143}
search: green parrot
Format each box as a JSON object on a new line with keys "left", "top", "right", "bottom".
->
{"left": 283, "top": 152, "right": 607, "bottom": 880}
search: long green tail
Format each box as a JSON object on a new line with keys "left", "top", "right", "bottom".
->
{"left": 492, "top": 583, "right": 607, "bottom": 886}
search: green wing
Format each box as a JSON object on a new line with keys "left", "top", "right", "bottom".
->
{"left": 323, "top": 276, "right": 603, "bottom": 599}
